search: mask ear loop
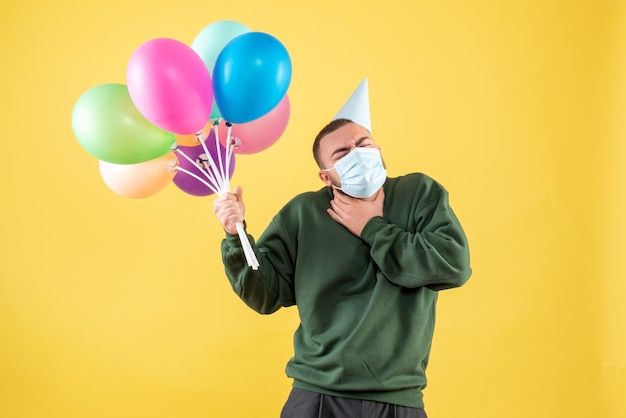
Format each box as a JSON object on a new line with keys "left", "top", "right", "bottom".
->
{"left": 320, "top": 166, "right": 343, "bottom": 193}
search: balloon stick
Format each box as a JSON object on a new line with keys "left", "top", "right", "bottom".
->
{"left": 173, "top": 165, "right": 219, "bottom": 195}
{"left": 196, "top": 132, "right": 227, "bottom": 192}
{"left": 224, "top": 122, "right": 234, "bottom": 191}
{"left": 236, "top": 222, "right": 259, "bottom": 270}
{"left": 175, "top": 148, "right": 221, "bottom": 192}
{"left": 212, "top": 121, "right": 226, "bottom": 189}
{"left": 179, "top": 127, "right": 259, "bottom": 270}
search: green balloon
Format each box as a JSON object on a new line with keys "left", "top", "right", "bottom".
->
{"left": 72, "top": 83, "right": 175, "bottom": 164}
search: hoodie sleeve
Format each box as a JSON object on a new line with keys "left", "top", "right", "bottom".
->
{"left": 359, "top": 179, "right": 471, "bottom": 290}
{"left": 220, "top": 218, "right": 297, "bottom": 314}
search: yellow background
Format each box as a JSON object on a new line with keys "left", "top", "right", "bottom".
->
{"left": 1, "top": 1, "right": 625, "bottom": 417}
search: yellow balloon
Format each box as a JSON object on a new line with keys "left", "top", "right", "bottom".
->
{"left": 99, "top": 152, "right": 178, "bottom": 198}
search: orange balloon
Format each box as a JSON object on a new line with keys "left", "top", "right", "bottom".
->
{"left": 99, "top": 152, "right": 178, "bottom": 198}
{"left": 175, "top": 121, "right": 214, "bottom": 146}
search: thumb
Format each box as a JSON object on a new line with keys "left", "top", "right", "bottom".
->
{"left": 233, "top": 185, "right": 243, "bottom": 200}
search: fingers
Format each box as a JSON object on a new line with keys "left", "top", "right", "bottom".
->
{"left": 213, "top": 187, "right": 244, "bottom": 209}
{"left": 326, "top": 207, "right": 341, "bottom": 224}
{"left": 213, "top": 187, "right": 245, "bottom": 234}
{"left": 328, "top": 187, "right": 385, "bottom": 237}
{"left": 331, "top": 188, "right": 351, "bottom": 204}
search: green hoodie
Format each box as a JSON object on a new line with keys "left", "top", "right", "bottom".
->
{"left": 220, "top": 173, "right": 471, "bottom": 408}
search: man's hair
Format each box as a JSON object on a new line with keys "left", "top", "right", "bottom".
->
{"left": 312, "top": 118, "right": 353, "bottom": 168}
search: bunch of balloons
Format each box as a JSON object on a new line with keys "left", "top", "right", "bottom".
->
{"left": 72, "top": 20, "right": 292, "bottom": 269}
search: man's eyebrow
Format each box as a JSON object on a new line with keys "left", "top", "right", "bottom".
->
{"left": 330, "top": 136, "right": 372, "bottom": 158}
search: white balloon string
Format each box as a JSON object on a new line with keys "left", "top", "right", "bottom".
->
{"left": 175, "top": 148, "right": 220, "bottom": 192}
{"left": 212, "top": 122, "right": 227, "bottom": 191}
{"left": 225, "top": 122, "right": 234, "bottom": 191}
{"left": 195, "top": 131, "right": 222, "bottom": 190}
{"left": 173, "top": 166, "right": 220, "bottom": 195}
{"left": 197, "top": 133, "right": 227, "bottom": 193}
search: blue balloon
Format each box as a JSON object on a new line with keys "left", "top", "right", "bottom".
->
{"left": 213, "top": 32, "right": 292, "bottom": 124}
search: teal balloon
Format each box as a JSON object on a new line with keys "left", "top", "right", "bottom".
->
{"left": 192, "top": 20, "right": 251, "bottom": 119}
{"left": 72, "top": 84, "right": 175, "bottom": 164}
{"left": 192, "top": 20, "right": 250, "bottom": 73}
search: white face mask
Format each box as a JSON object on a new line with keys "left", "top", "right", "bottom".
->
{"left": 322, "top": 147, "right": 387, "bottom": 198}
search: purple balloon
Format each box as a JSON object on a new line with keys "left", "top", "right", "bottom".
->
{"left": 173, "top": 131, "right": 235, "bottom": 196}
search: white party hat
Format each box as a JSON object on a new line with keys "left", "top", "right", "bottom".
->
{"left": 333, "top": 78, "right": 371, "bottom": 132}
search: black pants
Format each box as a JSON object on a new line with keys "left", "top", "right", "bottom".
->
{"left": 280, "top": 388, "right": 428, "bottom": 418}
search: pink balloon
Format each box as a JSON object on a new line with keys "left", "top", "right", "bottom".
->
{"left": 127, "top": 38, "right": 213, "bottom": 135}
{"left": 217, "top": 94, "right": 290, "bottom": 154}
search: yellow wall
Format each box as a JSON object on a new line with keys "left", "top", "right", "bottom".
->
{"left": 1, "top": 1, "right": 625, "bottom": 417}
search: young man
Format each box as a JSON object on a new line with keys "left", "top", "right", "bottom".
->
{"left": 213, "top": 82, "right": 471, "bottom": 418}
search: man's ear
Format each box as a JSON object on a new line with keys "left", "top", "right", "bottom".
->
{"left": 318, "top": 170, "right": 332, "bottom": 186}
